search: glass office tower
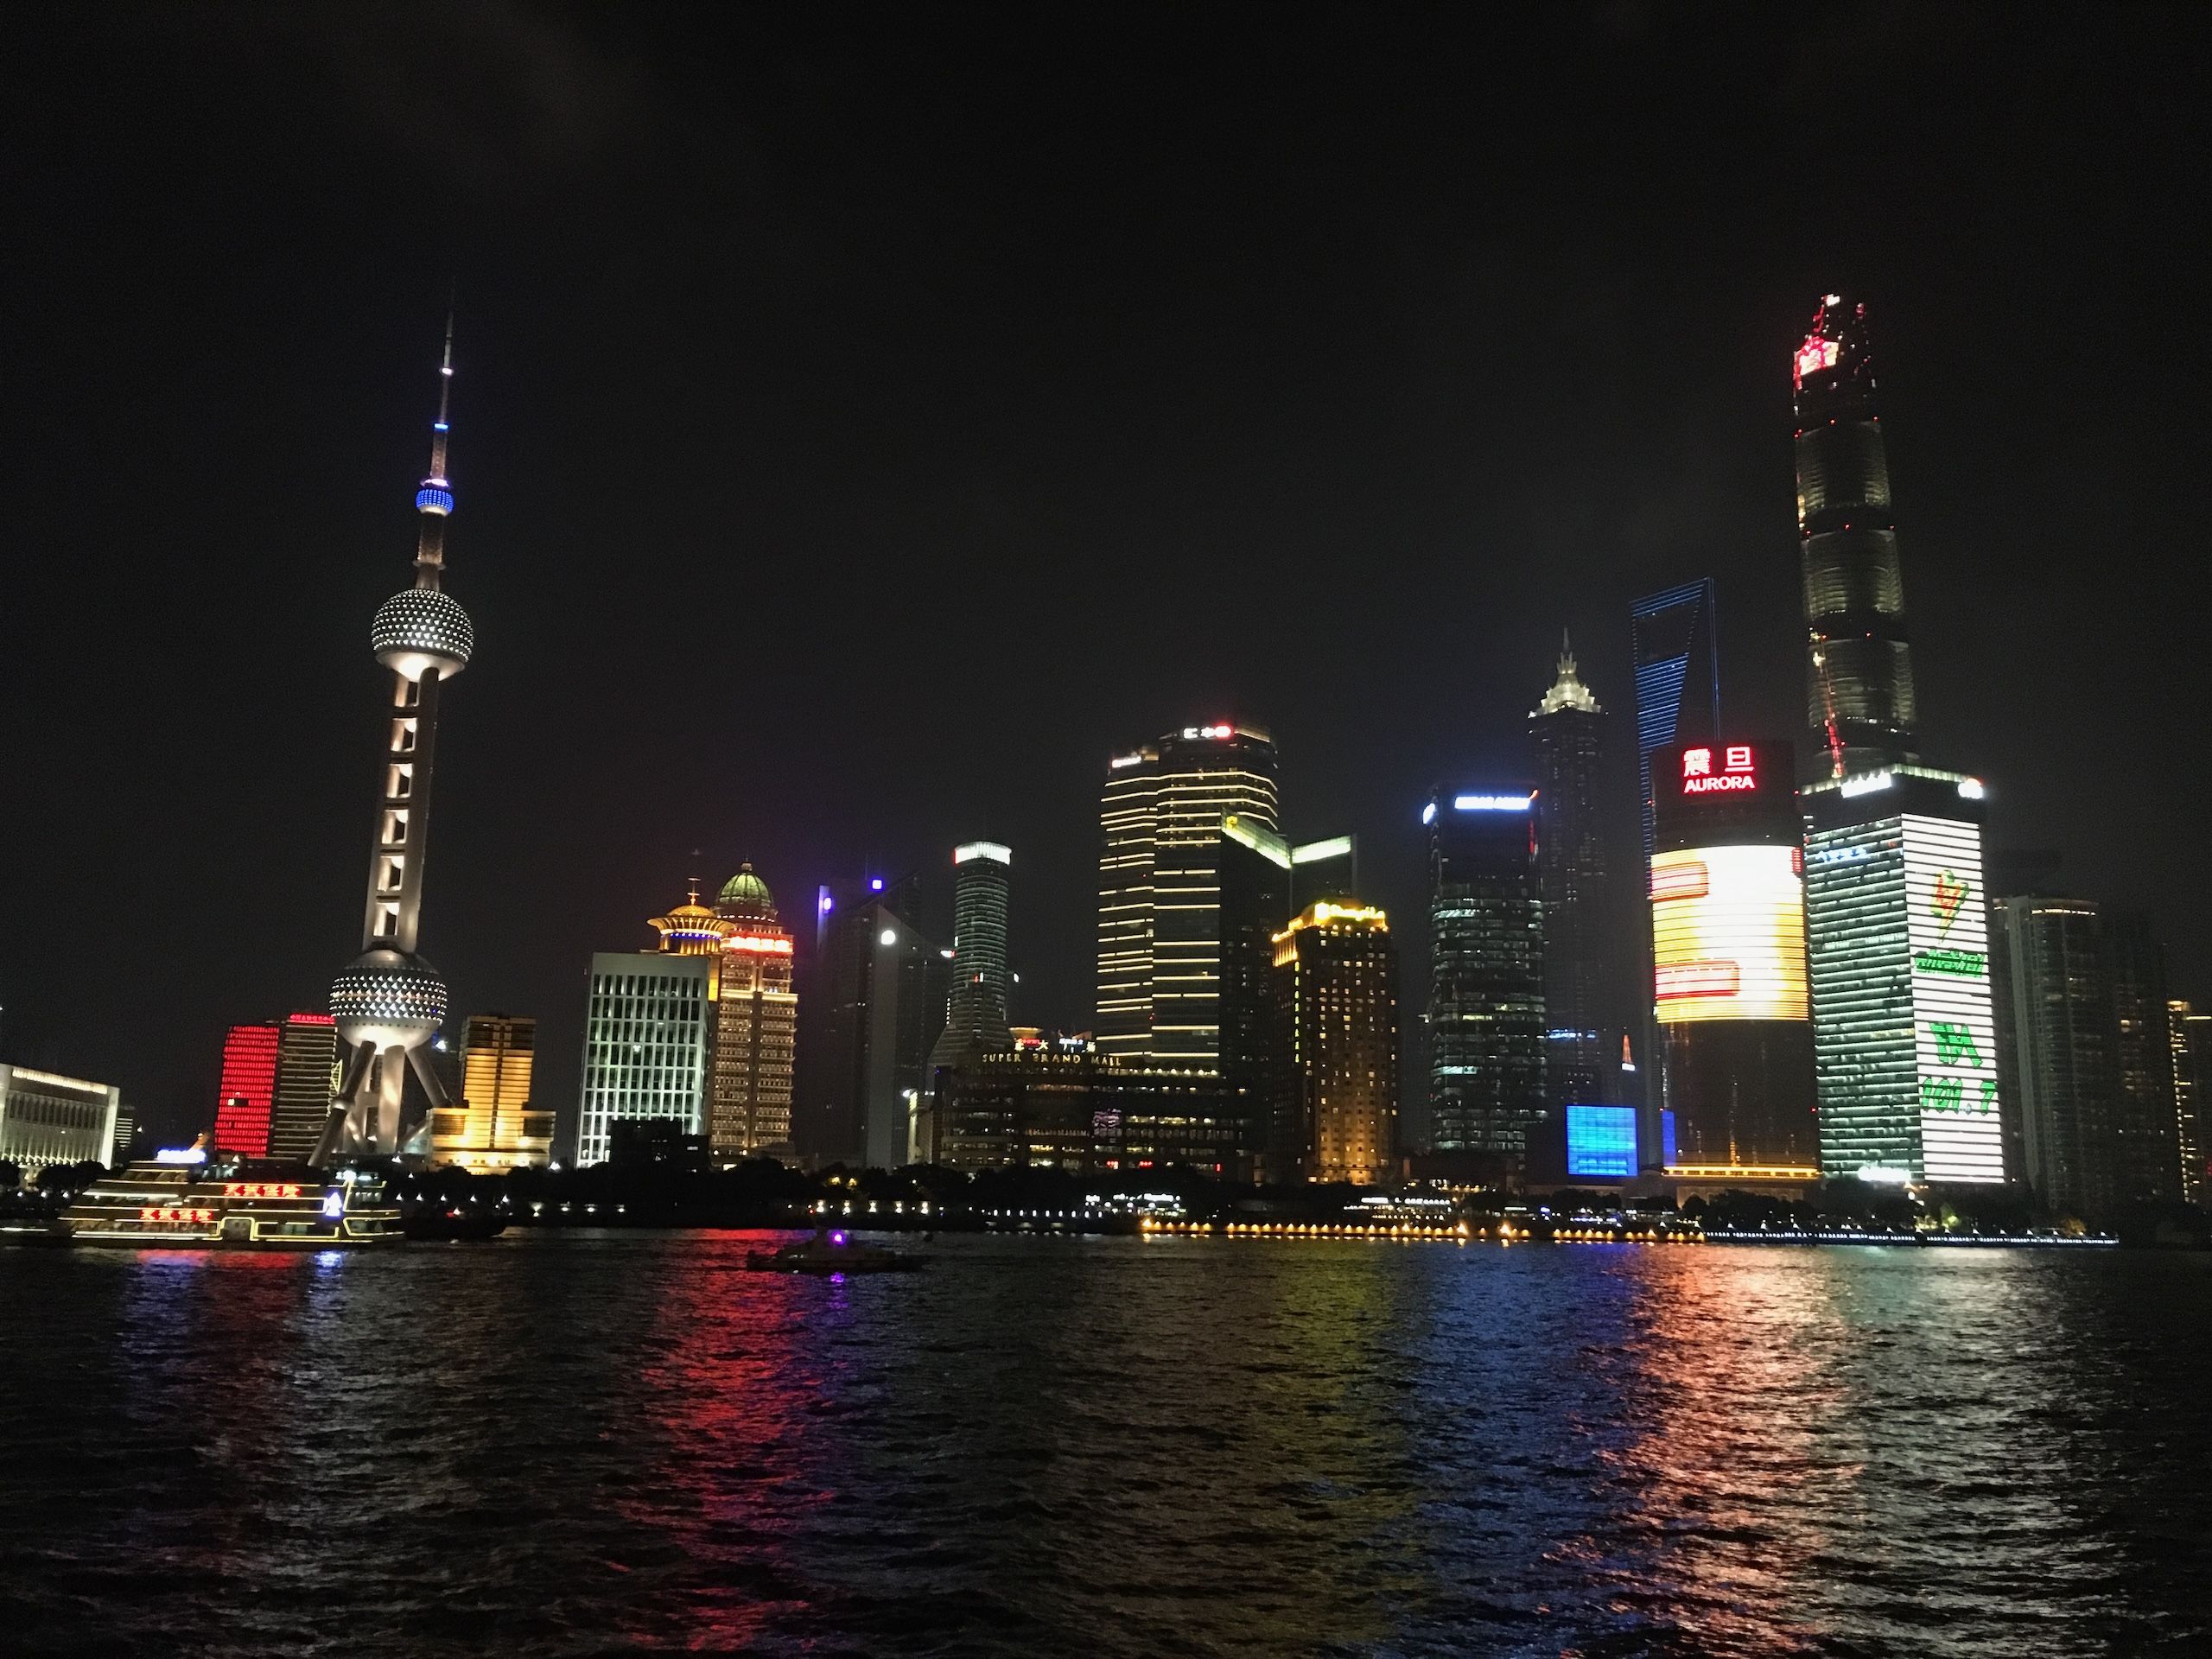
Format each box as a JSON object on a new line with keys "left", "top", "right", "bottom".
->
{"left": 1530, "top": 635, "right": 1611, "bottom": 1106}
{"left": 1094, "top": 724, "right": 1280, "bottom": 1067}
{"left": 1425, "top": 791, "right": 1546, "bottom": 1174}
{"left": 1630, "top": 580, "right": 1720, "bottom": 863}
{"left": 1796, "top": 292, "right": 1918, "bottom": 778}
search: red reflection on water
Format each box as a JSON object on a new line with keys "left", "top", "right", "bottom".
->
{"left": 1560, "top": 1250, "right": 1853, "bottom": 1652}
{"left": 615, "top": 1231, "right": 842, "bottom": 1648}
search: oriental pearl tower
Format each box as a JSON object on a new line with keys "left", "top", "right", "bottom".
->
{"left": 311, "top": 323, "right": 475, "bottom": 1163}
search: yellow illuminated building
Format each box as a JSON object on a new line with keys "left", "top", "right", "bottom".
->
{"left": 1272, "top": 901, "right": 1398, "bottom": 1185}
{"left": 430, "top": 1014, "right": 551, "bottom": 1171}
{"left": 709, "top": 862, "right": 798, "bottom": 1162}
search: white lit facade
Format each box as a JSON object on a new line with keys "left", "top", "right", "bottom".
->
{"left": 0, "top": 1065, "right": 122, "bottom": 1171}
{"left": 1803, "top": 770, "right": 2004, "bottom": 1184}
{"left": 576, "top": 952, "right": 714, "bottom": 1166}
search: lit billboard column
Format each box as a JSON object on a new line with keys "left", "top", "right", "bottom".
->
{"left": 1904, "top": 815, "right": 2004, "bottom": 1181}
{"left": 1649, "top": 740, "right": 1821, "bottom": 1178}
{"left": 1802, "top": 766, "right": 2004, "bottom": 1185}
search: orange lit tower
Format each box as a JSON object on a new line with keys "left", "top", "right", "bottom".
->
{"left": 709, "top": 863, "right": 798, "bottom": 1161}
{"left": 315, "top": 322, "right": 475, "bottom": 1161}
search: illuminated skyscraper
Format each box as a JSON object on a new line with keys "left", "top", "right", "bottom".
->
{"left": 265, "top": 1013, "right": 340, "bottom": 1164}
{"left": 1630, "top": 581, "right": 1719, "bottom": 863}
{"left": 212, "top": 1022, "right": 282, "bottom": 1156}
{"left": 1094, "top": 724, "right": 1280, "bottom": 1068}
{"left": 318, "top": 323, "right": 475, "bottom": 1161}
{"left": 2171, "top": 1001, "right": 2209, "bottom": 1203}
{"left": 1802, "top": 766, "right": 2005, "bottom": 1185}
{"left": 429, "top": 1014, "right": 549, "bottom": 1171}
{"left": 575, "top": 889, "right": 722, "bottom": 1166}
{"left": 1796, "top": 293, "right": 1917, "bottom": 779}
{"left": 1529, "top": 634, "right": 1611, "bottom": 1106}
{"left": 929, "top": 842, "right": 1014, "bottom": 1077}
{"left": 709, "top": 863, "right": 798, "bottom": 1162}
{"left": 1272, "top": 901, "right": 1398, "bottom": 1185}
{"left": 1424, "top": 790, "right": 1546, "bottom": 1173}
{"left": 1649, "top": 740, "right": 1819, "bottom": 1176}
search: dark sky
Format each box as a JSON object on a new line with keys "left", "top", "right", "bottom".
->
{"left": 6, "top": 4, "right": 2207, "bottom": 1147}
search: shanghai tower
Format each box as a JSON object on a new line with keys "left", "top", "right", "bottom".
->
{"left": 314, "top": 324, "right": 475, "bottom": 1161}
{"left": 1795, "top": 293, "right": 1917, "bottom": 779}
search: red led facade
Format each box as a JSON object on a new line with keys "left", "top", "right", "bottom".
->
{"left": 213, "top": 1023, "right": 281, "bottom": 1156}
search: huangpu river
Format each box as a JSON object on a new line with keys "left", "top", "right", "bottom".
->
{"left": 3, "top": 1233, "right": 2209, "bottom": 1657}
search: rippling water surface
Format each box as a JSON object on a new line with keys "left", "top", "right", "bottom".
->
{"left": 3, "top": 1232, "right": 2208, "bottom": 1656}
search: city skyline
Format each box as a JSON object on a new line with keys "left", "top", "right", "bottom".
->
{"left": 5, "top": 11, "right": 2205, "bottom": 1155}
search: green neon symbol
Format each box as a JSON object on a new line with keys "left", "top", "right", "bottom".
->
{"left": 1932, "top": 1022, "right": 1981, "bottom": 1068}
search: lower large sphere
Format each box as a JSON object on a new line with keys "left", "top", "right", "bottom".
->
{"left": 331, "top": 947, "right": 447, "bottom": 1052}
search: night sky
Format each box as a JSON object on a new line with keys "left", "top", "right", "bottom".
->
{"left": 7, "top": 5, "right": 2206, "bottom": 1148}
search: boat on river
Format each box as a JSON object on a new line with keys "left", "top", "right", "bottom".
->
{"left": 58, "top": 1154, "right": 404, "bottom": 1249}
{"left": 745, "top": 1226, "right": 924, "bottom": 1274}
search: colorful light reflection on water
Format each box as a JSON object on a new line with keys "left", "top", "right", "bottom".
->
{"left": 0, "top": 1233, "right": 2206, "bottom": 1656}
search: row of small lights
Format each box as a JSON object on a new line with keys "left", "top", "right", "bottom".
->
{"left": 1138, "top": 1218, "right": 1703, "bottom": 1244}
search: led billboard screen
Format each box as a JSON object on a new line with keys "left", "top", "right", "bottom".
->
{"left": 1650, "top": 844, "right": 1809, "bottom": 1024}
{"left": 1565, "top": 1103, "right": 1638, "bottom": 1179}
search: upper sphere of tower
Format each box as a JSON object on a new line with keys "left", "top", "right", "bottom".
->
{"left": 717, "top": 861, "right": 778, "bottom": 921}
{"left": 372, "top": 588, "right": 474, "bottom": 680}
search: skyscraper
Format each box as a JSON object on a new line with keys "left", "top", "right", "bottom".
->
{"left": 810, "top": 874, "right": 950, "bottom": 1168}
{"left": 1095, "top": 724, "right": 1280, "bottom": 1067}
{"left": 1273, "top": 901, "right": 1399, "bottom": 1185}
{"left": 928, "top": 842, "right": 1014, "bottom": 1077}
{"left": 1424, "top": 790, "right": 1546, "bottom": 1175}
{"left": 1529, "top": 634, "right": 1611, "bottom": 1107}
{"left": 1802, "top": 766, "right": 2005, "bottom": 1185}
{"left": 1630, "top": 580, "right": 1720, "bottom": 863}
{"left": 212, "top": 1022, "right": 282, "bottom": 1156}
{"left": 1649, "top": 740, "right": 1820, "bottom": 1175}
{"left": 318, "top": 323, "right": 475, "bottom": 1162}
{"left": 1990, "top": 895, "right": 2117, "bottom": 1220}
{"left": 431, "top": 1014, "right": 550, "bottom": 1171}
{"left": 575, "top": 890, "right": 721, "bottom": 1166}
{"left": 2171, "top": 1001, "right": 2209, "bottom": 1204}
{"left": 709, "top": 863, "right": 798, "bottom": 1163}
{"left": 266, "top": 1013, "right": 340, "bottom": 1164}
{"left": 1795, "top": 293, "right": 1917, "bottom": 779}
{"left": 2105, "top": 913, "right": 2180, "bottom": 1205}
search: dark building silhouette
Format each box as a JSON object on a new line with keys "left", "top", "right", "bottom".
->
{"left": 1795, "top": 293, "right": 1918, "bottom": 779}
{"left": 1424, "top": 790, "right": 1546, "bottom": 1176}
{"left": 1529, "top": 635, "right": 1611, "bottom": 1108}
{"left": 805, "top": 872, "right": 949, "bottom": 1169}
{"left": 1630, "top": 579, "right": 1720, "bottom": 864}
{"left": 2106, "top": 912, "right": 2180, "bottom": 1206}
{"left": 1991, "top": 895, "right": 2118, "bottom": 1219}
